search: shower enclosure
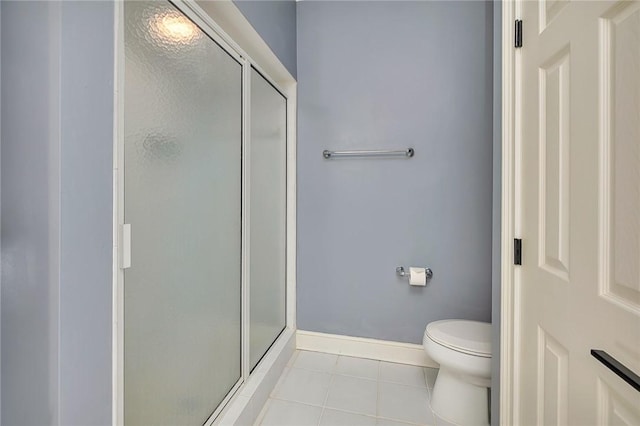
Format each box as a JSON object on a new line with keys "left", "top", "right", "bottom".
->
{"left": 116, "top": 1, "right": 290, "bottom": 424}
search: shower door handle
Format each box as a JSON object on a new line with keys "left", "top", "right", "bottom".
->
{"left": 121, "top": 224, "right": 132, "bottom": 269}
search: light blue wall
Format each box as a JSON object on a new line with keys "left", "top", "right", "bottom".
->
{"left": 491, "top": 1, "right": 502, "bottom": 424}
{"left": 0, "top": 4, "right": 3, "bottom": 419}
{"left": 2, "top": 3, "right": 61, "bottom": 422}
{"left": 1, "top": 2, "right": 114, "bottom": 424}
{"left": 296, "top": 1, "right": 494, "bottom": 344}
{"left": 58, "top": 2, "right": 114, "bottom": 423}
{"left": 233, "top": 0, "right": 297, "bottom": 78}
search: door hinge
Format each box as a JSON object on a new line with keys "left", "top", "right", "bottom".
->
{"left": 515, "top": 19, "right": 523, "bottom": 48}
{"left": 514, "top": 238, "right": 522, "bottom": 265}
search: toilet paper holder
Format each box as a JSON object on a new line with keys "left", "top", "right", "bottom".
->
{"left": 396, "top": 266, "right": 433, "bottom": 280}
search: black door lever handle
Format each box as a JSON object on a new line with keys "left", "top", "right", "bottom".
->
{"left": 591, "top": 349, "right": 640, "bottom": 392}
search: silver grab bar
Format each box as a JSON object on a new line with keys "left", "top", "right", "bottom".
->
{"left": 323, "top": 148, "right": 414, "bottom": 159}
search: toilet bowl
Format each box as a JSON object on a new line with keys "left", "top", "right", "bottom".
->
{"left": 423, "top": 320, "right": 491, "bottom": 426}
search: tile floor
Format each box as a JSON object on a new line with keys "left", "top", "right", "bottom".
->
{"left": 254, "top": 350, "right": 456, "bottom": 426}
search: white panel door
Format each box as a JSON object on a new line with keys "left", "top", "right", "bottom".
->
{"left": 516, "top": 0, "right": 640, "bottom": 424}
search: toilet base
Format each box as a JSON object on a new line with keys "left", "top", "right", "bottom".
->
{"left": 430, "top": 367, "right": 489, "bottom": 426}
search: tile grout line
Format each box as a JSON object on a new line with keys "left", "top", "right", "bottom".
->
{"left": 376, "top": 359, "right": 381, "bottom": 418}
{"left": 423, "top": 367, "right": 431, "bottom": 398}
{"left": 255, "top": 355, "right": 300, "bottom": 426}
{"left": 379, "top": 365, "right": 434, "bottom": 426}
{"left": 377, "top": 380, "right": 429, "bottom": 389}
{"left": 272, "top": 351, "right": 440, "bottom": 426}
{"left": 257, "top": 356, "right": 297, "bottom": 426}
{"left": 380, "top": 362, "right": 432, "bottom": 389}
{"left": 427, "top": 368, "right": 441, "bottom": 426}
{"left": 269, "top": 396, "right": 324, "bottom": 410}
{"left": 268, "top": 365, "right": 291, "bottom": 399}
{"left": 288, "top": 350, "right": 299, "bottom": 367}
{"left": 423, "top": 368, "right": 436, "bottom": 426}
{"left": 316, "top": 353, "right": 340, "bottom": 426}
{"left": 324, "top": 407, "right": 419, "bottom": 423}
{"left": 252, "top": 397, "right": 270, "bottom": 426}
{"left": 289, "top": 365, "right": 380, "bottom": 382}
{"left": 376, "top": 414, "right": 433, "bottom": 426}
{"left": 293, "top": 354, "right": 430, "bottom": 386}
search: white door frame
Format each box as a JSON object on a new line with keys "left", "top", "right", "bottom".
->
{"left": 499, "top": 0, "right": 520, "bottom": 424}
{"left": 111, "top": 1, "right": 297, "bottom": 424}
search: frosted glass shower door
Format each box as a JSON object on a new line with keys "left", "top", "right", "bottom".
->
{"left": 249, "top": 68, "right": 287, "bottom": 370}
{"left": 123, "top": 2, "right": 242, "bottom": 425}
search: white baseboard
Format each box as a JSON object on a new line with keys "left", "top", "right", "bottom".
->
{"left": 296, "top": 330, "right": 438, "bottom": 368}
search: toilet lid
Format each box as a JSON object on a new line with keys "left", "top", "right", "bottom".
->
{"left": 425, "top": 320, "right": 491, "bottom": 357}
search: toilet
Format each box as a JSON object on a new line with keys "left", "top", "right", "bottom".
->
{"left": 423, "top": 320, "right": 491, "bottom": 426}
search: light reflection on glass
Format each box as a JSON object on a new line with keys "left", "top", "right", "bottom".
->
{"left": 151, "top": 11, "right": 201, "bottom": 45}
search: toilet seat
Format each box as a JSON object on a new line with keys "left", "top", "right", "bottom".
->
{"left": 425, "top": 320, "right": 491, "bottom": 358}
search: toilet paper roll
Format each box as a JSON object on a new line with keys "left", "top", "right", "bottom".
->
{"left": 409, "top": 267, "right": 427, "bottom": 286}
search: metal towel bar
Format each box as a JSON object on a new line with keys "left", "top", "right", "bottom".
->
{"left": 323, "top": 148, "right": 414, "bottom": 159}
